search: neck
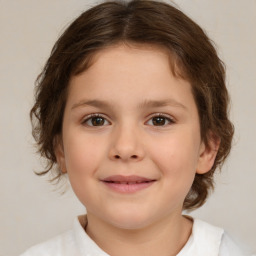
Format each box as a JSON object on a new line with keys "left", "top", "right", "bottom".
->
{"left": 85, "top": 213, "right": 192, "bottom": 256}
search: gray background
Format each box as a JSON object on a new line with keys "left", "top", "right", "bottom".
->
{"left": 0, "top": 0, "right": 255, "bottom": 255}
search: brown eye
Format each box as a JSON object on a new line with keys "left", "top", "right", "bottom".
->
{"left": 91, "top": 116, "right": 105, "bottom": 126}
{"left": 152, "top": 116, "right": 167, "bottom": 126}
{"left": 83, "top": 115, "right": 110, "bottom": 127}
{"left": 146, "top": 114, "right": 174, "bottom": 126}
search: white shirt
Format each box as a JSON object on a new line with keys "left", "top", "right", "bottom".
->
{"left": 20, "top": 215, "right": 253, "bottom": 256}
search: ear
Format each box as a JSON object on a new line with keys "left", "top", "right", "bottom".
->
{"left": 196, "top": 132, "right": 220, "bottom": 174}
{"left": 54, "top": 135, "right": 67, "bottom": 173}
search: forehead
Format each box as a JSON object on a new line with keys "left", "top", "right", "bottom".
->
{"left": 67, "top": 43, "right": 197, "bottom": 114}
{"left": 71, "top": 43, "right": 186, "bottom": 88}
{"left": 74, "top": 42, "right": 185, "bottom": 79}
{"left": 70, "top": 44, "right": 185, "bottom": 91}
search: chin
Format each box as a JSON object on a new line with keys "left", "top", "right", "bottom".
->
{"left": 106, "top": 209, "right": 156, "bottom": 230}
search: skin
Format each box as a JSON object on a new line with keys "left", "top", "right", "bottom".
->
{"left": 56, "top": 44, "right": 219, "bottom": 256}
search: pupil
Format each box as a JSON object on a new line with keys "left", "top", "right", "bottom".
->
{"left": 153, "top": 117, "right": 165, "bottom": 126}
{"left": 92, "top": 117, "right": 104, "bottom": 126}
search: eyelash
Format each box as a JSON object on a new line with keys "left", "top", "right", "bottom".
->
{"left": 81, "top": 113, "right": 175, "bottom": 127}
{"left": 147, "top": 113, "right": 175, "bottom": 126}
{"left": 82, "top": 114, "right": 110, "bottom": 127}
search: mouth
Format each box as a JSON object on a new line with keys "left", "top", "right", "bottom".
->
{"left": 101, "top": 175, "right": 156, "bottom": 193}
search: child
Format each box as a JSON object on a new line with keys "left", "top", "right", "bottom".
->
{"left": 21, "top": 0, "right": 252, "bottom": 255}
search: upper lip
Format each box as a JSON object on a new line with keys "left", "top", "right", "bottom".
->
{"left": 101, "top": 175, "right": 156, "bottom": 183}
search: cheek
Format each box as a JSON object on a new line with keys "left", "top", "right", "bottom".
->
{"left": 63, "top": 132, "right": 104, "bottom": 177}
{"left": 148, "top": 131, "right": 200, "bottom": 182}
{"left": 63, "top": 133, "right": 106, "bottom": 205}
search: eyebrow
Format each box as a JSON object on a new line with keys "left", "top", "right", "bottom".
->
{"left": 138, "top": 99, "right": 187, "bottom": 110}
{"left": 71, "top": 99, "right": 113, "bottom": 110}
{"left": 71, "top": 99, "right": 187, "bottom": 111}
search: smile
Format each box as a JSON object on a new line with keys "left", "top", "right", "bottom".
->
{"left": 101, "top": 175, "right": 156, "bottom": 193}
{"left": 105, "top": 181, "right": 152, "bottom": 184}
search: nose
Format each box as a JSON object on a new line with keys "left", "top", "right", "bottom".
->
{"left": 108, "top": 124, "right": 145, "bottom": 162}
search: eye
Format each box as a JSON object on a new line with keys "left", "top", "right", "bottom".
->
{"left": 82, "top": 114, "right": 110, "bottom": 127}
{"left": 146, "top": 114, "right": 174, "bottom": 126}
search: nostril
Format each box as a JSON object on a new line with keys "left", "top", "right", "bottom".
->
{"left": 114, "top": 155, "right": 138, "bottom": 159}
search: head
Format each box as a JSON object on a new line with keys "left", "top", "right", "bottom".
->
{"left": 31, "top": 0, "right": 234, "bottom": 211}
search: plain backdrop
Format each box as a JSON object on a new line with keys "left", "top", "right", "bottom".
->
{"left": 0, "top": 1, "right": 255, "bottom": 255}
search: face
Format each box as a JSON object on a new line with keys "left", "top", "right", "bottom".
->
{"left": 56, "top": 44, "right": 216, "bottom": 230}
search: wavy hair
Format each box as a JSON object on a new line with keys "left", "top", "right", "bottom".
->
{"left": 30, "top": 0, "right": 234, "bottom": 210}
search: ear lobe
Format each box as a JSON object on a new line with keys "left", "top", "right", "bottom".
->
{"left": 196, "top": 133, "right": 220, "bottom": 174}
{"left": 54, "top": 136, "right": 67, "bottom": 173}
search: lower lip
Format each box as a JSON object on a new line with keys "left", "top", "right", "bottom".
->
{"left": 102, "top": 181, "right": 155, "bottom": 193}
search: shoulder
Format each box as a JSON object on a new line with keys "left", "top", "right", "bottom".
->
{"left": 178, "top": 218, "right": 253, "bottom": 256}
{"left": 192, "top": 219, "right": 224, "bottom": 255}
{"left": 19, "top": 230, "right": 78, "bottom": 256}
{"left": 219, "top": 232, "right": 254, "bottom": 256}
{"left": 194, "top": 219, "right": 253, "bottom": 256}
{"left": 20, "top": 215, "right": 109, "bottom": 256}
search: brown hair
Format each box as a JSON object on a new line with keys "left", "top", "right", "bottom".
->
{"left": 30, "top": 0, "right": 234, "bottom": 210}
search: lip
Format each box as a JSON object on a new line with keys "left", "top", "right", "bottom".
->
{"left": 100, "top": 175, "right": 156, "bottom": 194}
